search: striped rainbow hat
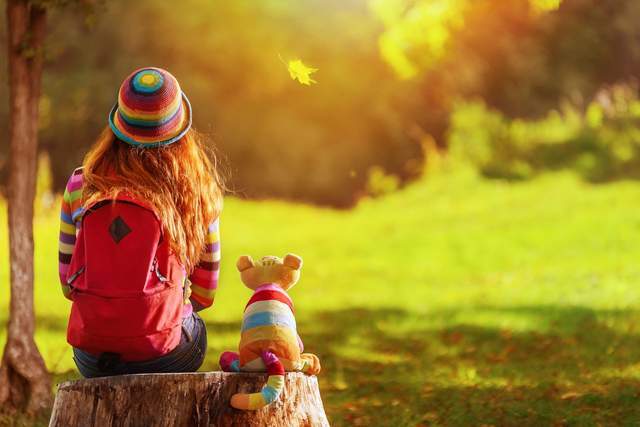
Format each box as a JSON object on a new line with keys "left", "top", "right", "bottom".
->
{"left": 108, "top": 67, "right": 192, "bottom": 147}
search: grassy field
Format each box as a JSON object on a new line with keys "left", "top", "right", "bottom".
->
{"left": 2, "top": 167, "right": 640, "bottom": 426}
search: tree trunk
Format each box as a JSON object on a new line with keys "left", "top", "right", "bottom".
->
{"left": 0, "top": 0, "right": 51, "bottom": 416}
{"left": 49, "top": 372, "right": 330, "bottom": 427}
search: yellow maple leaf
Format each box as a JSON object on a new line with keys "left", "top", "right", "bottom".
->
{"left": 530, "top": 0, "right": 562, "bottom": 13}
{"left": 287, "top": 59, "right": 318, "bottom": 85}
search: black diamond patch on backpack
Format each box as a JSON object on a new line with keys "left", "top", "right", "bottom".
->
{"left": 109, "top": 216, "right": 131, "bottom": 244}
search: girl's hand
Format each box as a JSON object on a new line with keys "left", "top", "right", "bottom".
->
{"left": 183, "top": 278, "right": 193, "bottom": 304}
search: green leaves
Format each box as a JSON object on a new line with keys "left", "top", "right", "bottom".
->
{"left": 371, "top": 0, "right": 564, "bottom": 78}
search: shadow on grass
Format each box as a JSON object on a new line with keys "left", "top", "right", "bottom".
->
{"left": 37, "top": 307, "right": 640, "bottom": 426}
{"left": 296, "top": 306, "right": 640, "bottom": 427}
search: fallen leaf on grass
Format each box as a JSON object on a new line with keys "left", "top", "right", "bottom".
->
{"left": 500, "top": 329, "right": 513, "bottom": 340}
{"left": 371, "top": 398, "right": 384, "bottom": 407}
{"left": 343, "top": 402, "right": 358, "bottom": 412}
{"left": 560, "top": 391, "right": 584, "bottom": 400}
{"left": 421, "top": 412, "right": 438, "bottom": 421}
{"left": 332, "top": 379, "right": 349, "bottom": 391}
{"left": 421, "top": 384, "right": 435, "bottom": 395}
{"left": 442, "top": 330, "right": 464, "bottom": 345}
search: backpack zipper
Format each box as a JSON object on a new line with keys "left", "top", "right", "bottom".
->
{"left": 67, "top": 266, "right": 85, "bottom": 285}
{"left": 153, "top": 258, "right": 169, "bottom": 282}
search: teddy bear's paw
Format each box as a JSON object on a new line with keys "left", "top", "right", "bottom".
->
{"left": 219, "top": 351, "right": 240, "bottom": 372}
{"left": 301, "top": 353, "right": 321, "bottom": 375}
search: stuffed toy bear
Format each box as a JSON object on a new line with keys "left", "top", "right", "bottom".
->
{"left": 219, "top": 253, "right": 321, "bottom": 410}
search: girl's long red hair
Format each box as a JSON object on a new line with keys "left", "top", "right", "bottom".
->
{"left": 82, "top": 127, "right": 224, "bottom": 273}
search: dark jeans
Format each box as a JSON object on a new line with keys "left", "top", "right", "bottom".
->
{"left": 73, "top": 312, "right": 207, "bottom": 378}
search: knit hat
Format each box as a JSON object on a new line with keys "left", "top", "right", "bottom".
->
{"left": 108, "top": 67, "right": 192, "bottom": 147}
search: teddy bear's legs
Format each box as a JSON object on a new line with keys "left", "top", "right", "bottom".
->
{"left": 300, "top": 353, "right": 321, "bottom": 375}
{"left": 219, "top": 351, "right": 240, "bottom": 372}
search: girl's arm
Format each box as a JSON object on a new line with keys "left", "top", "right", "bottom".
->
{"left": 188, "top": 218, "right": 221, "bottom": 311}
{"left": 58, "top": 168, "right": 84, "bottom": 300}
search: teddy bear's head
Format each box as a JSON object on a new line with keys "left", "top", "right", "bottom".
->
{"left": 236, "top": 253, "right": 303, "bottom": 291}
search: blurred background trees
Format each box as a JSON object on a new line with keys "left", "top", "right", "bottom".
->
{"left": 1, "top": 0, "right": 639, "bottom": 207}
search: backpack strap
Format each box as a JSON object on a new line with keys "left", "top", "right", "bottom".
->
{"left": 83, "top": 194, "right": 160, "bottom": 220}
{"left": 81, "top": 194, "right": 164, "bottom": 242}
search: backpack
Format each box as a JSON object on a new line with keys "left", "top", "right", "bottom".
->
{"left": 66, "top": 194, "right": 185, "bottom": 362}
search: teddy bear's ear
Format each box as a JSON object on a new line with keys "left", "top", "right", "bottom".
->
{"left": 237, "top": 255, "right": 255, "bottom": 272}
{"left": 283, "top": 253, "right": 303, "bottom": 270}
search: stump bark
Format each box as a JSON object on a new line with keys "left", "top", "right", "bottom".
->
{"left": 49, "top": 372, "right": 330, "bottom": 427}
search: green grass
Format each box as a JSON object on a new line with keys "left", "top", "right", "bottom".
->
{"left": 2, "top": 166, "right": 640, "bottom": 426}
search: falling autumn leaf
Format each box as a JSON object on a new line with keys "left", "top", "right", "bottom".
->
{"left": 286, "top": 58, "right": 318, "bottom": 85}
{"left": 530, "top": 0, "right": 562, "bottom": 13}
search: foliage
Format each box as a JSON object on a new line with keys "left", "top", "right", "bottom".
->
{"left": 369, "top": 0, "right": 640, "bottom": 166}
{"left": 3, "top": 168, "right": 640, "bottom": 424}
{"left": 370, "top": 0, "right": 466, "bottom": 79}
{"left": 365, "top": 165, "right": 399, "bottom": 197}
{"left": 370, "top": 0, "right": 562, "bottom": 79}
{"left": 449, "top": 83, "right": 640, "bottom": 182}
{"left": 0, "top": 0, "right": 423, "bottom": 207}
{"left": 2, "top": 0, "right": 640, "bottom": 206}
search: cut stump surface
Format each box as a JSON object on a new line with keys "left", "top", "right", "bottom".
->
{"left": 49, "top": 371, "right": 329, "bottom": 427}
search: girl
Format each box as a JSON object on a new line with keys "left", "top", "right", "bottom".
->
{"left": 58, "top": 67, "right": 223, "bottom": 377}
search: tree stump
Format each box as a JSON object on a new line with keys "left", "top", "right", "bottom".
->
{"left": 48, "top": 372, "right": 330, "bottom": 427}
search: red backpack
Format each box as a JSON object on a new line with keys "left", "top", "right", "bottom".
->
{"left": 66, "top": 195, "right": 185, "bottom": 362}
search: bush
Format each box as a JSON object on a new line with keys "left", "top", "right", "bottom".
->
{"left": 449, "top": 84, "right": 640, "bottom": 182}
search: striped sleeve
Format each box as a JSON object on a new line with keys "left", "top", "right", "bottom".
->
{"left": 58, "top": 168, "right": 84, "bottom": 299}
{"left": 188, "top": 218, "right": 221, "bottom": 311}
